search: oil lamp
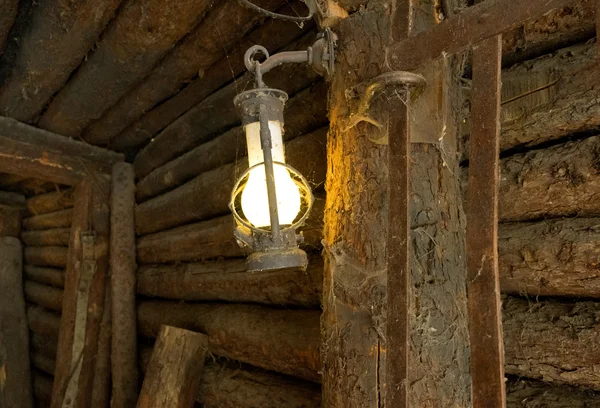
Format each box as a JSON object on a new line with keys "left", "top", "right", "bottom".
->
{"left": 230, "top": 29, "right": 335, "bottom": 272}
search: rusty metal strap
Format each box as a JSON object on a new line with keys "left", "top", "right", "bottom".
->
{"left": 387, "top": 0, "right": 580, "bottom": 71}
{"left": 62, "top": 231, "right": 96, "bottom": 408}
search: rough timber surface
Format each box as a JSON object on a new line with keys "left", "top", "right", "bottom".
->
{"left": 0, "top": 0, "right": 122, "bottom": 122}
{"left": 38, "top": 0, "right": 214, "bottom": 137}
{"left": 506, "top": 378, "right": 600, "bottom": 407}
{"left": 0, "top": 0, "right": 18, "bottom": 55}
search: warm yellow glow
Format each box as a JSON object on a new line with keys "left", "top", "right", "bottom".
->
{"left": 240, "top": 120, "right": 302, "bottom": 228}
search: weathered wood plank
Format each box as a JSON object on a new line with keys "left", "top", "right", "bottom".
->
{"left": 24, "top": 246, "right": 68, "bottom": 268}
{"left": 0, "top": 117, "right": 123, "bottom": 185}
{"left": 51, "top": 176, "right": 110, "bottom": 408}
{"left": 110, "top": 4, "right": 310, "bottom": 152}
{"left": 84, "top": 0, "right": 294, "bottom": 146}
{"left": 22, "top": 228, "right": 71, "bottom": 246}
{"left": 136, "top": 256, "right": 323, "bottom": 307}
{"left": 38, "top": 0, "right": 214, "bottom": 137}
{"left": 132, "top": 33, "right": 320, "bottom": 179}
{"left": 23, "top": 209, "right": 72, "bottom": 231}
{"left": 137, "top": 326, "right": 208, "bottom": 408}
{"left": 136, "top": 82, "right": 328, "bottom": 202}
{"left": 137, "top": 301, "right": 321, "bottom": 383}
{"left": 0, "top": 237, "right": 33, "bottom": 408}
{"left": 506, "top": 377, "right": 600, "bottom": 407}
{"left": 24, "top": 266, "right": 65, "bottom": 288}
{"left": 24, "top": 281, "right": 64, "bottom": 312}
{"left": 26, "top": 190, "right": 74, "bottom": 216}
{"left": 135, "top": 127, "right": 326, "bottom": 234}
{"left": 466, "top": 35, "right": 505, "bottom": 408}
{"left": 110, "top": 163, "right": 139, "bottom": 407}
{"left": 0, "top": 0, "right": 122, "bottom": 121}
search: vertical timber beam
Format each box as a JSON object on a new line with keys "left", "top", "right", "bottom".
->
{"left": 51, "top": 175, "right": 110, "bottom": 408}
{"left": 467, "top": 35, "right": 506, "bottom": 408}
{"left": 110, "top": 162, "right": 139, "bottom": 407}
{"left": 0, "top": 234, "right": 33, "bottom": 408}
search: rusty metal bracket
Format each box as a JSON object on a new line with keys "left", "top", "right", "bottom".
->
{"left": 345, "top": 71, "right": 426, "bottom": 143}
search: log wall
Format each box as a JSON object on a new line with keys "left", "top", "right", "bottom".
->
{"left": 22, "top": 189, "right": 73, "bottom": 407}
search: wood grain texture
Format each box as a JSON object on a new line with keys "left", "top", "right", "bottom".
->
{"left": 26, "top": 190, "right": 74, "bottom": 216}
{"left": 24, "top": 266, "right": 65, "bottom": 289}
{"left": 24, "top": 281, "right": 64, "bottom": 312}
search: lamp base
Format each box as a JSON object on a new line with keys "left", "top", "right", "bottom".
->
{"left": 246, "top": 247, "right": 308, "bottom": 273}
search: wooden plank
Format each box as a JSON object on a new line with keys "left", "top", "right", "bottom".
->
{"left": 137, "top": 326, "right": 208, "bottom": 408}
{"left": 0, "top": 237, "right": 33, "bottom": 408}
{"left": 37, "top": 0, "right": 214, "bottom": 137}
{"left": 24, "top": 281, "right": 64, "bottom": 312}
{"left": 506, "top": 378, "right": 600, "bottom": 407}
{"left": 388, "top": 0, "right": 579, "bottom": 70}
{"left": 51, "top": 176, "right": 110, "bottom": 408}
{"left": 24, "top": 266, "right": 65, "bottom": 289}
{"left": 0, "top": 117, "right": 123, "bottom": 185}
{"left": 22, "top": 228, "right": 71, "bottom": 246}
{"left": 110, "top": 4, "right": 310, "bottom": 152}
{"left": 23, "top": 210, "right": 72, "bottom": 231}
{"left": 110, "top": 163, "right": 139, "bottom": 407}
{"left": 91, "top": 287, "right": 111, "bottom": 408}
{"left": 0, "top": 0, "right": 123, "bottom": 122}
{"left": 24, "top": 247, "right": 68, "bottom": 268}
{"left": 137, "top": 301, "right": 321, "bottom": 383}
{"left": 466, "top": 35, "right": 505, "bottom": 408}
{"left": 26, "top": 190, "right": 74, "bottom": 216}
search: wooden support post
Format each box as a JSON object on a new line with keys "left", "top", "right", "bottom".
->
{"left": 137, "top": 326, "right": 208, "bottom": 408}
{"left": 51, "top": 175, "right": 110, "bottom": 408}
{"left": 466, "top": 35, "right": 506, "bottom": 408}
{"left": 110, "top": 162, "right": 139, "bottom": 407}
{"left": 0, "top": 236, "right": 33, "bottom": 408}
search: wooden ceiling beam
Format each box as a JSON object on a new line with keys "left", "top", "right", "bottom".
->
{"left": 0, "top": 117, "right": 123, "bottom": 186}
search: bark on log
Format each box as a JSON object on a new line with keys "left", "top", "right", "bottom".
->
{"left": 0, "top": 237, "right": 33, "bottom": 408}
{"left": 24, "top": 281, "right": 64, "bottom": 312}
{"left": 136, "top": 255, "right": 323, "bottom": 307}
{"left": 30, "top": 333, "right": 58, "bottom": 359}
{"left": 111, "top": 5, "right": 310, "bottom": 152}
{"left": 23, "top": 209, "right": 72, "bottom": 231}
{"left": 22, "top": 228, "right": 71, "bottom": 246}
{"left": 33, "top": 371, "right": 54, "bottom": 404}
{"left": 24, "top": 266, "right": 64, "bottom": 289}
{"left": 84, "top": 0, "right": 291, "bottom": 146}
{"left": 31, "top": 352, "right": 56, "bottom": 377}
{"left": 37, "top": 0, "right": 214, "bottom": 138}
{"left": 503, "top": 296, "right": 600, "bottom": 390}
{"left": 0, "top": 117, "right": 123, "bottom": 185}
{"left": 26, "top": 190, "right": 74, "bottom": 216}
{"left": 27, "top": 306, "right": 61, "bottom": 337}
{"left": 110, "top": 163, "right": 139, "bottom": 408}
{"left": 133, "top": 35, "right": 320, "bottom": 179}
{"left": 0, "top": 0, "right": 122, "bottom": 122}
{"left": 499, "top": 218, "right": 600, "bottom": 298}
{"left": 461, "top": 42, "right": 600, "bottom": 159}
{"left": 498, "top": 135, "right": 600, "bottom": 222}
{"left": 136, "top": 82, "right": 328, "bottom": 201}
{"left": 506, "top": 378, "right": 600, "bottom": 407}
{"left": 51, "top": 176, "right": 110, "bottom": 408}
{"left": 24, "top": 247, "right": 68, "bottom": 268}
{"left": 137, "top": 301, "right": 321, "bottom": 383}
{"left": 0, "top": 207, "right": 21, "bottom": 237}
{"left": 137, "top": 326, "right": 208, "bottom": 408}
{"left": 136, "top": 197, "right": 324, "bottom": 264}
{"left": 135, "top": 127, "right": 327, "bottom": 235}
{"left": 0, "top": 0, "right": 18, "bottom": 55}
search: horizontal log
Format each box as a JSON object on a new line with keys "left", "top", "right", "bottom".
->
{"left": 0, "top": 0, "right": 18, "bottom": 54}
{"left": 0, "top": 207, "right": 21, "bottom": 237}
{"left": 133, "top": 34, "right": 320, "bottom": 179}
{"left": 136, "top": 81, "right": 328, "bottom": 201}
{"left": 33, "top": 371, "right": 54, "bottom": 404}
{"left": 31, "top": 352, "right": 55, "bottom": 376}
{"left": 0, "top": 117, "right": 123, "bottom": 185}
{"left": 503, "top": 296, "right": 600, "bottom": 390}
{"left": 21, "top": 228, "right": 70, "bottom": 246}
{"left": 137, "top": 301, "right": 320, "bottom": 382}
{"left": 83, "top": 0, "right": 290, "bottom": 146}
{"left": 0, "top": 190, "right": 25, "bottom": 209}
{"left": 136, "top": 127, "right": 327, "bottom": 234}
{"left": 30, "top": 332, "right": 58, "bottom": 359}
{"left": 24, "top": 246, "right": 68, "bottom": 268}
{"left": 24, "top": 281, "right": 63, "bottom": 312}
{"left": 37, "top": 0, "right": 214, "bottom": 137}
{"left": 499, "top": 218, "right": 600, "bottom": 298}
{"left": 0, "top": 0, "right": 122, "bottom": 122}
{"left": 506, "top": 378, "right": 600, "bottom": 407}
{"left": 24, "top": 266, "right": 64, "bottom": 288}
{"left": 462, "top": 42, "right": 600, "bottom": 158}
{"left": 137, "top": 255, "right": 323, "bottom": 307}
{"left": 498, "top": 135, "right": 600, "bottom": 221}
{"left": 110, "top": 4, "right": 310, "bottom": 152}
{"left": 27, "top": 306, "right": 61, "bottom": 337}
{"left": 136, "top": 197, "right": 324, "bottom": 264}
{"left": 26, "top": 190, "right": 74, "bottom": 216}
{"left": 22, "top": 209, "right": 72, "bottom": 231}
